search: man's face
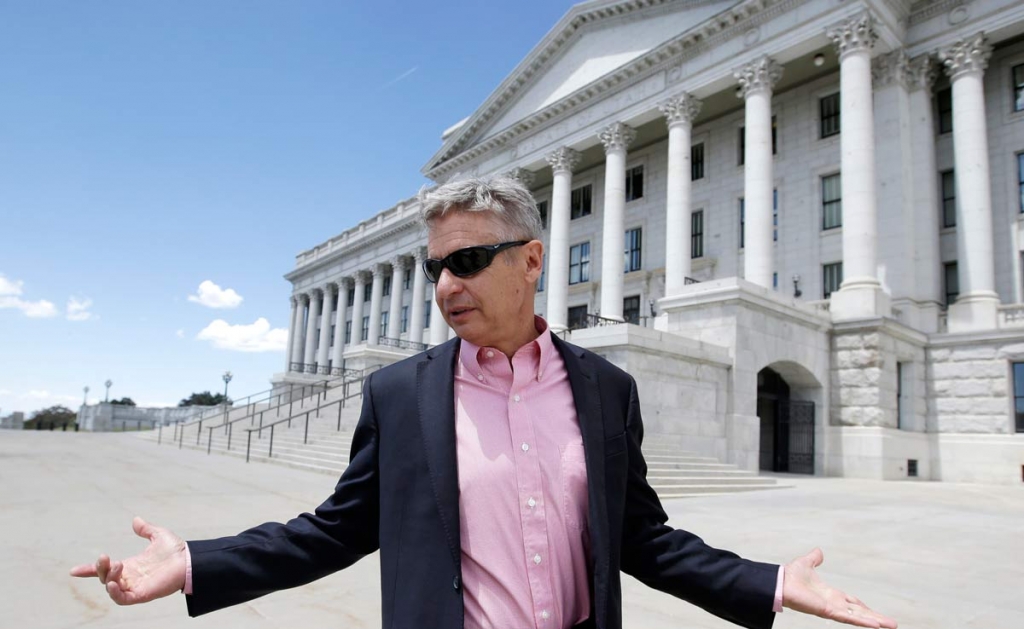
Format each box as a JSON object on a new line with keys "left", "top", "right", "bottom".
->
{"left": 427, "top": 211, "right": 542, "bottom": 352}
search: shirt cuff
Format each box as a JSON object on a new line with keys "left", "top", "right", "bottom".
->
{"left": 772, "top": 565, "right": 784, "bottom": 613}
{"left": 183, "top": 543, "right": 193, "bottom": 595}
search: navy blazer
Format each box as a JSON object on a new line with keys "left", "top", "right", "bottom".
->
{"left": 186, "top": 335, "right": 778, "bottom": 629}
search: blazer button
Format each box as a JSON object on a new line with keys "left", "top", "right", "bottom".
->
{"left": 452, "top": 575, "right": 461, "bottom": 591}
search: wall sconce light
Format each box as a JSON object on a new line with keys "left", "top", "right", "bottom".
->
{"left": 792, "top": 274, "right": 803, "bottom": 298}
{"left": 813, "top": 53, "right": 826, "bottom": 67}
{"left": 649, "top": 299, "right": 657, "bottom": 317}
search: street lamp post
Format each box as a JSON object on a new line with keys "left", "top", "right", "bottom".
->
{"left": 222, "top": 371, "right": 233, "bottom": 404}
{"left": 104, "top": 380, "right": 113, "bottom": 403}
{"left": 83, "top": 386, "right": 90, "bottom": 407}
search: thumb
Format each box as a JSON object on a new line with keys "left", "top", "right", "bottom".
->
{"left": 132, "top": 516, "right": 155, "bottom": 542}
{"left": 805, "top": 547, "right": 824, "bottom": 569}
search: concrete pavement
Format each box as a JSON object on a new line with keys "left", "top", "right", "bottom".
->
{"left": 1, "top": 429, "right": 1021, "bottom": 629}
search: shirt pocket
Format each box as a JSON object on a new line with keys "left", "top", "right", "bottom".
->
{"left": 560, "top": 442, "right": 589, "bottom": 532}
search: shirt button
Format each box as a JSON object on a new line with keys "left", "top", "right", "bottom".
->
{"left": 541, "top": 610, "right": 550, "bottom": 620}
{"left": 521, "top": 442, "right": 529, "bottom": 452}
{"left": 533, "top": 554, "right": 542, "bottom": 565}
{"left": 514, "top": 394, "right": 521, "bottom": 402}
{"left": 527, "top": 497, "right": 536, "bottom": 508}
{"left": 486, "top": 350, "right": 494, "bottom": 358}
{"left": 476, "top": 374, "right": 484, "bottom": 381}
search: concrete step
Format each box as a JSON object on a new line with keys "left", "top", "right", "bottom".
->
{"left": 647, "top": 476, "right": 777, "bottom": 486}
{"left": 652, "top": 484, "right": 790, "bottom": 495}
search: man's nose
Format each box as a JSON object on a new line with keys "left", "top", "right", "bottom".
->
{"left": 434, "top": 268, "right": 463, "bottom": 301}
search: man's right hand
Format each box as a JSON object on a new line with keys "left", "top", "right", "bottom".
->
{"left": 70, "top": 517, "right": 188, "bottom": 605}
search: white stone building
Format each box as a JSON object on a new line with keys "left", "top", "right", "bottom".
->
{"left": 276, "top": 0, "right": 1024, "bottom": 484}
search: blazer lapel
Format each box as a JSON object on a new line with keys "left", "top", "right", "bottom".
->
{"left": 553, "top": 335, "right": 609, "bottom": 620}
{"left": 416, "top": 338, "right": 463, "bottom": 571}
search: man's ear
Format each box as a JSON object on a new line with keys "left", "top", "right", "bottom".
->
{"left": 522, "top": 240, "right": 544, "bottom": 283}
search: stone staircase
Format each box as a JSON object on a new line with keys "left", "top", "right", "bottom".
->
{"left": 140, "top": 391, "right": 785, "bottom": 499}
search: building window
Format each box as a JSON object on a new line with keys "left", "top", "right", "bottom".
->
{"left": 1014, "top": 64, "right": 1024, "bottom": 112}
{"left": 400, "top": 306, "right": 409, "bottom": 333}
{"left": 738, "top": 117, "right": 777, "bottom": 165}
{"left": 822, "top": 174, "right": 842, "bottom": 230}
{"left": 382, "top": 276, "right": 391, "bottom": 297}
{"left": 944, "top": 262, "right": 959, "bottom": 306}
{"left": 361, "top": 316, "right": 369, "bottom": 341}
{"left": 691, "top": 143, "right": 705, "bottom": 181}
{"left": 773, "top": 272, "right": 778, "bottom": 290}
{"left": 403, "top": 269, "right": 411, "bottom": 291}
{"left": 625, "top": 165, "right": 644, "bottom": 201}
{"left": 569, "top": 242, "right": 590, "bottom": 285}
{"left": 773, "top": 188, "right": 778, "bottom": 242}
{"left": 380, "top": 311, "right": 389, "bottom": 338}
{"left": 623, "top": 295, "right": 641, "bottom": 324}
{"left": 424, "top": 300, "right": 431, "bottom": 329}
{"left": 823, "top": 262, "right": 843, "bottom": 299}
{"left": 346, "top": 288, "right": 355, "bottom": 308}
{"left": 739, "top": 198, "right": 745, "bottom": 249}
{"left": 537, "top": 254, "right": 546, "bottom": 292}
{"left": 1012, "top": 363, "right": 1024, "bottom": 432}
{"left": 691, "top": 210, "right": 704, "bottom": 259}
{"left": 344, "top": 321, "right": 352, "bottom": 344}
{"left": 941, "top": 170, "right": 957, "bottom": 228}
{"left": 330, "top": 324, "right": 336, "bottom": 347}
{"left": 568, "top": 305, "right": 588, "bottom": 330}
{"left": 570, "top": 185, "right": 592, "bottom": 219}
{"left": 363, "top": 283, "right": 372, "bottom": 303}
{"left": 1018, "top": 153, "right": 1024, "bottom": 213}
{"left": 937, "top": 87, "right": 953, "bottom": 134}
{"left": 820, "top": 92, "right": 840, "bottom": 138}
{"left": 624, "top": 227, "right": 642, "bottom": 273}
{"left": 537, "top": 200, "right": 548, "bottom": 230}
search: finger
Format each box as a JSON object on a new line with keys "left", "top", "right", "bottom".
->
{"left": 107, "top": 560, "right": 124, "bottom": 586}
{"left": 132, "top": 516, "right": 154, "bottom": 541}
{"left": 106, "top": 579, "right": 138, "bottom": 606}
{"left": 69, "top": 564, "right": 99, "bottom": 578}
{"left": 805, "top": 547, "right": 824, "bottom": 569}
{"left": 96, "top": 554, "right": 111, "bottom": 583}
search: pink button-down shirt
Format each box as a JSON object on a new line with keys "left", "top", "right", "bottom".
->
{"left": 456, "top": 319, "right": 590, "bottom": 629}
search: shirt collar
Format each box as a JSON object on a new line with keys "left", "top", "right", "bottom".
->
{"left": 458, "top": 316, "right": 556, "bottom": 382}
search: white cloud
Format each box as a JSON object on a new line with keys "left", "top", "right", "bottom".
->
{"left": 22, "top": 390, "right": 80, "bottom": 406}
{"left": 197, "top": 317, "right": 287, "bottom": 352}
{"left": 176, "top": 329, "right": 185, "bottom": 339}
{"left": 66, "top": 297, "right": 95, "bottom": 321}
{"left": 0, "top": 389, "right": 11, "bottom": 396}
{"left": 0, "top": 273, "right": 59, "bottom": 318}
{"left": 188, "top": 280, "right": 243, "bottom": 309}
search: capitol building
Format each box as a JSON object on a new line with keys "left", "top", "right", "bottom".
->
{"left": 275, "top": 0, "right": 1024, "bottom": 484}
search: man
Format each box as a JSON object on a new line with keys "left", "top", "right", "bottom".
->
{"left": 73, "top": 177, "right": 897, "bottom": 629}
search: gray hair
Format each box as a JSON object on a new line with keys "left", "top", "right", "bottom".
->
{"left": 418, "top": 175, "right": 543, "bottom": 242}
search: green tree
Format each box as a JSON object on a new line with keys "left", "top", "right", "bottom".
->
{"left": 178, "top": 391, "right": 229, "bottom": 407}
{"left": 27, "top": 405, "right": 77, "bottom": 429}
{"left": 110, "top": 397, "right": 136, "bottom": 406}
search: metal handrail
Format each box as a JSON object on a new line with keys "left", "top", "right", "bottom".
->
{"left": 377, "top": 336, "right": 428, "bottom": 352}
{"left": 290, "top": 362, "right": 361, "bottom": 378}
{"left": 203, "top": 380, "right": 329, "bottom": 454}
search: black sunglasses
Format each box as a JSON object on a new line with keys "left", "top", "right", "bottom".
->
{"left": 422, "top": 241, "right": 530, "bottom": 283}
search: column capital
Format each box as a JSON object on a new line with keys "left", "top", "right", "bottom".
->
{"left": 546, "top": 147, "right": 582, "bottom": 174}
{"left": 907, "top": 54, "right": 938, "bottom": 93}
{"left": 371, "top": 263, "right": 388, "bottom": 279}
{"left": 290, "top": 294, "right": 300, "bottom": 307}
{"left": 598, "top": 122, "right": 636, "bottom": 153}
{"left": 352, "top": 270, "right": 369, "bottom": 285}
{"left": 337, "top": 276, "right": 354, "bottom": 290}
{"left": 872, "top": 49, "right": 911, "bottom": 90}
{"left": 659, "top": 93, "right": 702, "bottom": 128}
{"left": 733, "top": 55, "right": 783, "bottom": 99}
{"left": 939, "top": 32, "right": 992, "bottom": 81}
{"left": 297, "top": 292, "right": 310, "bottom": 304}
{"left": 411, "top": 246, "right": 427, "bottom": 263}
{"left": 389, "top": 255, "right": 407, "bottom": 270}
{"left": 309, "top": 287, "right": 324, "bottom": 299}
{"left": 505, "top": 167, "right": 535, "bottom": 188}
{"left": 827, "top": 13, "right": 877, "bottom": 60}
{"left": 322, "top": 282, "right": 338, "bottom": 296}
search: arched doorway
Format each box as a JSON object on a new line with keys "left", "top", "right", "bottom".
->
{"left": 758, "top": 366, "right": 815, "bottom": 474}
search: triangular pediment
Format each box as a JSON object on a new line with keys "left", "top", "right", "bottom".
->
{"left": 424, "top": 0, "right": 740, "bottom": 175}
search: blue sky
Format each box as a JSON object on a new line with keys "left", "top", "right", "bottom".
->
{"left": 0, "top": 0, "right": 575, "bottom": 414}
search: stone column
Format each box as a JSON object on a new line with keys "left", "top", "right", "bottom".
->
{"left": 349, "top": 272, "right": 367, "bottom": 348}
{"left": 827, "top": 14, "right": 889, "bottom": 319}
{"left": 429, "top": 284, "right": 448, "bottom": 346}
{"left": 940, "top": 33, "right": 999, "bottom": 332}
{"left": 291, "top": 294, "right": 308, "bottom": 368}
{"left": 387, "top": 257, "right": 405, "bottom": 339}
{"left": 316, "top": 284, "right": 335, "bottom": 369}
{"left": 409, "top": 248, "right": 428, "bottom": 344}
{"left": 368, "top": 264, "right": 386, "bottom": 345}
{"left": 285, "top": 295, "right": 300, "bottom": 372}
{"left": 302, "top": 289, "right": 322, "bottom": 369}
{"left": 734, "top": 56, "right": 781, "bottom": 289}
{"left": 545, "top": 147, "right": 581, "bottom": 332}
{"left": 659, "top": 93, "right": 702, "bottom": 297}
{"left": 908, "top": 55, "right": 942, "bottom": 331}
{"left": 598, "top": 122, "right": 637, "bottom": 320}
{"left": 331, "top": 278, "right": 351, "bottom": 368}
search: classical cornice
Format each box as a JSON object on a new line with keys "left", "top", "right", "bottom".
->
{"left": 908, "top": 0, "right": 971, "bottom": 27}
{"left": 423, "top": 0, "right": 811, "bottom": 181}
{"left": 285, "top": 216, "right": 422, "bottom": 282}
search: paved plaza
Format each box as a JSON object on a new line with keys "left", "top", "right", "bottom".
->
{"left": 1, "top": 429, "right": 1021, "bottom": 629}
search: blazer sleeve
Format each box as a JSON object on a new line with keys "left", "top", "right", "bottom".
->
{"left": 617, "top": 376, "right": 779, "bottom": 629}
{"left": 184, "top": 373, "right": 383, "bottom": 617}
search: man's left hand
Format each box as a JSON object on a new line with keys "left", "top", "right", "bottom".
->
{"left": 783, "top": 548, "right": 898, "bottom": 628}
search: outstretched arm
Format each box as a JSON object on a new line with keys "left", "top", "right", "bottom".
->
{"left": 70, "top": 516, "right": 187, "bottom": 605}
{"left": 782, "top": 548, "right": 897, "bottom": 628}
